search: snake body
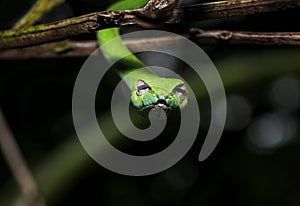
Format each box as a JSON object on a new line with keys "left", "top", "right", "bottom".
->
{"left": 97, "top": 0, "right": 187, "bottom": 114}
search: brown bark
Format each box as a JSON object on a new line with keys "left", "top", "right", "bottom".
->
{"left": 1, "top": 0, "right": 299, "bottom": 50}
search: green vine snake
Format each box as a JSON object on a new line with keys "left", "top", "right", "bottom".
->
{"left": 97, "top": 0, "right": 188, "bottom": 114}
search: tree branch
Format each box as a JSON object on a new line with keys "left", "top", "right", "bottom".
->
{"left": 0, "top": 10, "right": 137, "bottom": 49}
{"left": 0, "top": 0, "right": 299, "bottom": 50}
{"left": 0, "top": 109, "right": 46, "bottom": 206}
{"left": 1, "top": 30, "right": 300, "bottom": 60}
{"left": 174, "top": 0, "right": 300, "bottom": 22}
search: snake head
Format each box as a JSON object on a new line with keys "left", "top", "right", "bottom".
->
{"left": 131, "top": 78, "right": 188, "bottom": 116}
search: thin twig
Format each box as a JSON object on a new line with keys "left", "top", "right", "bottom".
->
{"left": 2, "top": 47, "right": 300, "bottom": 205}
{"left": 0, "top": 1, "right": 56, "bottom": 205}
{"left": 0, "top": 0, "right": 299, "bottom": 50}
{"left": 13, "top": 0, "right": 65, "bottom": 29}
{"left": 189, "top": 29, "right": 300, "bottom": 46}
{"left": 1, "top": 30, "right": 300, "bottom": 60}
{"left": 0, "top": 109, "right": 45, "bottom": 206}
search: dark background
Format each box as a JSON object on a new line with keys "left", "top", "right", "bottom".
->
{"left": 1, "top": 0, "right": 300, "bottom": 205}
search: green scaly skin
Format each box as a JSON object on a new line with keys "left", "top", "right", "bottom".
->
{"left": 97, "top": 0, "right": 187, "bottom": 113}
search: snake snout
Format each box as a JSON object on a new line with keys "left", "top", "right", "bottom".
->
{"left": 155, "top": 99, "right": 168, "bottom": 108}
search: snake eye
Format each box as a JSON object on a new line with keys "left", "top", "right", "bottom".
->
{"left": 136, "top": 80, "right": 151, "bottom": 96}
{"left": 173, "top": 83, "right": 187, "bottom": 102}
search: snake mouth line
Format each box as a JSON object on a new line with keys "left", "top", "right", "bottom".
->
{"left": 154, "top": 99, "right": 169, "bottom": 108}
{"left": 142, "top": 103, "right": 170, "bottom": 110}
{"left": 154, "top": 103, "right": 169, "bottom": 109}
{"left": 138, "top": 101, "right": 171, "bottom": 112}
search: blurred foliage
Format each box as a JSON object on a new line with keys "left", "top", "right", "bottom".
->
{"left": 1, "top": 0, "right": 300, "bottom": 206}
